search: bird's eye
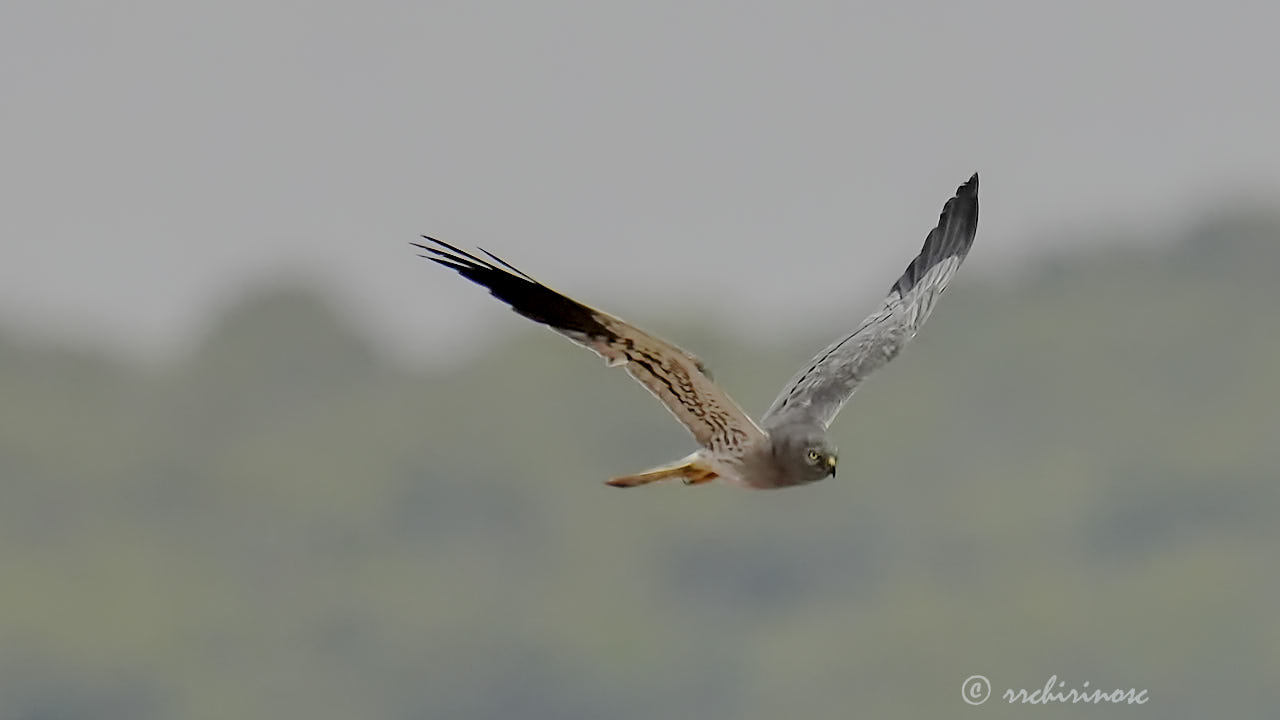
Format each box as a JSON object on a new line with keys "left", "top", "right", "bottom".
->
{"left": 807, "top": 449, "right": 821, "bottom": 463}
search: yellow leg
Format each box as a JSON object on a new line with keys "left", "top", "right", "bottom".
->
{"left": 681, "top": 467, "right": 719, "bottom": 486}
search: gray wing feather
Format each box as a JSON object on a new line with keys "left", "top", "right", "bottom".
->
{"left": 762, "top": 174, "right": 979, "bottom": 429}
{"left": 415, "top": 238, "right": 767, "bottom": 455}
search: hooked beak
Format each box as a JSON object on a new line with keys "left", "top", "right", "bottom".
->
{"left": 826, "top": 455, "right": 838, "bottom": 477}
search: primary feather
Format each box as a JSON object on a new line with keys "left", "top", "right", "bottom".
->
{"left": 416, "top": 172, "right": 980, "bottom": 489}
{"left": 413, "top": 238, "right": 766, "bottom": 456}
{"left": 761, "top": 173, "right": 979, "bottom": 430}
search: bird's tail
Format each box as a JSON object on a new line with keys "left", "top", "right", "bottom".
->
{"left": 606, "top": 454, "right": 719, "bottom": 489}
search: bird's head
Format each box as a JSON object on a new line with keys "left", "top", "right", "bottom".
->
{"left": 768, "top": 424, "right": 838, "bottom": 484}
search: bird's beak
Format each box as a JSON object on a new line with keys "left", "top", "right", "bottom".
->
{"left": 826, "top": 455, "right": 837, "bottom": 477}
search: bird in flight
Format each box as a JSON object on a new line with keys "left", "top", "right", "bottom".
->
{"left": 415, "top": 173, "right": 978, "bottom": 489}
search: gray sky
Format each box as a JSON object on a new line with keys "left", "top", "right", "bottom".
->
{"left": 4, "top": 1, "right": 1278, "bottom": 363}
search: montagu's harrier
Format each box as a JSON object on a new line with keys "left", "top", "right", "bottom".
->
{"left": 415, "top": 173, "right": 978, "bottom": 489}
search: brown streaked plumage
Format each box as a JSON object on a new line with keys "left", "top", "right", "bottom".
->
{"left": 413, "top": 238, "right": 766, "bottom": 460}
{"left": 415, "top": 173, "right": 979, "bottom": 489}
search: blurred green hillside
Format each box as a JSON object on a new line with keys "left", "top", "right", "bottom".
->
{"left": 2, "top": 209, "right": 1278, "bottom": 719}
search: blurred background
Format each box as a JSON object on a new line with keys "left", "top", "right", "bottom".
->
{"left": 3, "top": 2, "right": 1279, "bottom": 718}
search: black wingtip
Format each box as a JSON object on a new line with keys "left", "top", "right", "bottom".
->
{"left": 418, "top": 236, "right": 489, "bottom": 265}
{"left": 411, "top": 236, "right": 614, "bottom": 340}
{"left": 889, "top": 175, "right": 980, "bottom": 298}
{"left": 477, "top": 247, "right": 535, "bottom": 282}
{"left": 427, "top": 256, "right": 470, "bottom": 273}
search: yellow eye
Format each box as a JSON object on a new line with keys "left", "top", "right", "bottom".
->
{"left": 807, "top": 449, "right": 821, "bottom": 463}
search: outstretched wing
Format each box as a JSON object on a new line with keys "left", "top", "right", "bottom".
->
{"left": 762, "top": 173, "right": 979, "bottom": 429}
{"left": 415, "top": 238, "right": 767, "bottom": 455}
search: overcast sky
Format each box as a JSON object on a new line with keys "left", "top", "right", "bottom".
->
{"left": 4, "top": 1, "right": 1278, "bottom": 363}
